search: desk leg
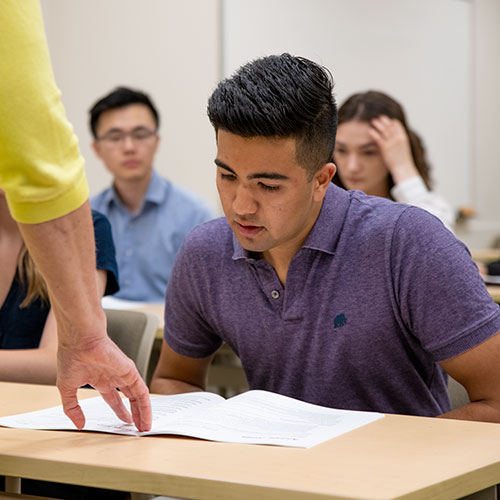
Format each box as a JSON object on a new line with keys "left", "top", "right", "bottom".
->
{"left": 460, "top": 485, "right": 497, "bottom": 500}
{"left": 4, "top": 476, "right": 20, "bottom": 494}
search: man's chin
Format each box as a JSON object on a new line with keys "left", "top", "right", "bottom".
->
{"left": 233, "top": 233, "right": 269, "bottom": 254}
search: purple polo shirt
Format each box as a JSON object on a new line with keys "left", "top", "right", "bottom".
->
{"left": 164, "top": 184, "right": 500, "bottom": 416}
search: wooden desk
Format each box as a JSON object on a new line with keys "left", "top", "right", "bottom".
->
{"left": 470, "top": 248, "right": 500, "bottom": 263}
{"left": 1, "top": 382, "right": 500, "bottom": 500}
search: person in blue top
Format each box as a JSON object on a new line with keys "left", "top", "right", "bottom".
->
{"left": 0, "top": 188, "right": 119, "bottom": 384}
{"left": 90, "top": 87, "right": 215, "bottom": 303}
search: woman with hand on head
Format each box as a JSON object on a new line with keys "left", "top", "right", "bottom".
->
{"left": 0, "top": 189, "right": 119, "bottom": 384}
{"left": 333, "top": 90, "right": 455, "bottom": 231}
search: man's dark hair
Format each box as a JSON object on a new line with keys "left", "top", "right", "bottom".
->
{"left": 89, "top": 86, "right": 160, "bottom": 138}
{"left": 207, "top": 53, "right": 337, "bottom": 179}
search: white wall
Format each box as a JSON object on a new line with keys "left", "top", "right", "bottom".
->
{"left": 455, "top": 0, "right": 500, "bottom": 248}
{"left": 41, "top": 0, "right": 499, "bottom": 247}
{"left": 223, "top": 0, "right": 472, "bottom": 215}
{"left": 41, "top": 0, "right": 222, "bottom": 211}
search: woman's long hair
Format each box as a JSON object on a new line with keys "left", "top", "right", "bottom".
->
{"left": 333, "top": 90, "right": 433, "bottom": 191}
{"left": 17, "top": 246, "right": 49, "bottom": 308}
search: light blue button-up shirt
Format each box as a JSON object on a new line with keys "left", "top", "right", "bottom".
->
{"left": 91, "top": 170, "right": 215, "bottom": 302}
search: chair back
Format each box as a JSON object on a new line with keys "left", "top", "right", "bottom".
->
{"left": 104, "top": 309, "right": 160, "bottom": 381}
{"left": 447, "top": 376, "right": 470, "bottom": 410}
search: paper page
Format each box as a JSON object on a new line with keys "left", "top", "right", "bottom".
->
{"left": 101, "top": 296, "right": 150, "bottom": 310}
{"left": 483, "top": 275, "right": 500, "bottom": 285}
{"left": 151, "top": 390, "right": 384, "bottom": 447}
{"left": 0, "top": 392, "right": 224, "bottom": 435}
{"left": 0, "top": 390, "right": 383, "bottom": 448}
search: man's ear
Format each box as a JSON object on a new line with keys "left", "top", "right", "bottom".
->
{"left": 312, "top": 162, "right": 336, "bottom": 202}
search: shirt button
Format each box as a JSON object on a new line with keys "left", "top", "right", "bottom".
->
{"left": 124, "top": 279, "right": 132, "bottom": 286}
{"left": 271, "top": 290, "right": 280, "bottom": 299}
{"left": 125, "top": 249, "right": 133, "bottom": 257}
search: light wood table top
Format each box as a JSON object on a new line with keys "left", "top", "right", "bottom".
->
{"left": 1, "top": 382, "right": 500, "bottom": 499}
{"left": 470, "top": 248, "right": 500, "bottom": 263}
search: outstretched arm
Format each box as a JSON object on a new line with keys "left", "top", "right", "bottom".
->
{"left": 18, "top": 202, "right": 152, "bottom": 431}
{"left": 1, "top": 1, "right": 151, "bottom": 431}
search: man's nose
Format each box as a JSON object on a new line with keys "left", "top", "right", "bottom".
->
{"left": 122, "top": 134, "right": 136, "bottom": 150}
{"left": 233, "top": 186, "right": 258, "bottom": 216}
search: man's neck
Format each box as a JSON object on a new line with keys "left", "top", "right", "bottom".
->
{"left": 262, "top": 200, "right": 323, "bottom": 287}
{"left": 113, "top": 171, "right": 153, "bottom": 214}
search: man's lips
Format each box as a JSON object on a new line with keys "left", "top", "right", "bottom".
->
{"left": 235, "top": 221, "right": 262, "bottom": 236}
{"left": 123, "top": 160, "right": 140, "bottom": 168}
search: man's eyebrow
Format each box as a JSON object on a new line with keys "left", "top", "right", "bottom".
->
{"left": 248, "top": 172, "right": 289, "bottom": 181}
{"left": 214, "top": 159, "right": 289, "bottom": 181}
{"left": 101, "top": 125, "right": 151, "bottom": 134}
{"left": 214, "top": 158, "right": 233, "bottom": 172}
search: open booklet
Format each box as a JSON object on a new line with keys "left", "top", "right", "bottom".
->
{"left": 0, "top": 390, "right": 384, "bottom": 448}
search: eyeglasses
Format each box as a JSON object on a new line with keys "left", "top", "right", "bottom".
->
{"left": 96, "top": 127, "right": 157, "bottom": 146}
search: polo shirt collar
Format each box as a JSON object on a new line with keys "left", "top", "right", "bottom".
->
{"left": 302, "top": 183, "right": 350, "bottom": 255}
{"left": 232, "top": 183, "right": 350, "bottom": 261}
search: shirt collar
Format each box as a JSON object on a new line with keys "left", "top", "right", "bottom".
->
{"left": 143, "top": 169, "right": 169, "bottom": 205}
{"left": 104, "top": 169, "right": 169, "bottom": 211}
{"left": 232, "top": 183, "right": 350, "bottom": 261}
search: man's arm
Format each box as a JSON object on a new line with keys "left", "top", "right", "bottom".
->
{"left": 18, "top": 201, "right": 151, "bottom": 431}
{"left": 1, "top": 1, "right": 151, "bottom": 431}
{"left": 150, "top": 339, "right": 214, "bottom": 394}
{"left": 439, "top": 331, "right": 500, "bottom": 422}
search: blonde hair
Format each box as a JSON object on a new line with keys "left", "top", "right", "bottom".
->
{"left": 16, "top": 246, "right": 49, "bottom": 308}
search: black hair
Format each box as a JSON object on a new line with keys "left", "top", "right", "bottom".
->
{"left": 89, "top": 86, "right": 160, "bottom": 138}
{"left": 207, "top": 53, "right": 337, "bottom": 179}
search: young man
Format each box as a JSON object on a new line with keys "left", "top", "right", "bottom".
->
{"left": 151, "top": 54, "right": 500, "bottom": 422}
{"left": 90, "top": 87, "right": 215, "bottom": 302}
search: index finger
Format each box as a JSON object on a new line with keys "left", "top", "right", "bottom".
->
{"left": 120, "top": 379, "right": 152, "bottom": 432}
{"left": 99, "top": 389, "right": 134, "bottom": 424}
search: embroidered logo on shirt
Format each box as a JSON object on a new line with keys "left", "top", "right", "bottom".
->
{"left": 334, "top": 313, "right": 347, "bottom": 328}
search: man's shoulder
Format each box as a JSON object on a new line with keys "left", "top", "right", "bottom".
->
{"left": 185, "top": 216, "right": 232, "bottom": 241}
{"left": 90, "top": 186, "right": 112, "bottom": 212}
{"left": 347, "top": 190, "right": 444, "bottom": 231}
{"left": 336, "top": 190, "right": 456, "bottom": 255}
{"left": 162, "top": 180, "right": 215, "bottom": 218}
{"left": 180, "top": 217, "right": 233, "bottom": 255}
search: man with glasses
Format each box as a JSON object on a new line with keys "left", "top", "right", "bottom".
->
{"left": 90, "top": 87, "right": 214, "bottom": 302}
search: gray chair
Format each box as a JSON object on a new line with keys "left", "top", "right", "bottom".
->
{"left": 104, "top": 309, "right": 160, "bottom": 381}
{"left": 447, "top": 376, "right": 471, "bottom": 410}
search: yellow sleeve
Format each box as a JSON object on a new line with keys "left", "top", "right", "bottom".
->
{"left": 0, "top": 0, "right": 89, "bottom": 224}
